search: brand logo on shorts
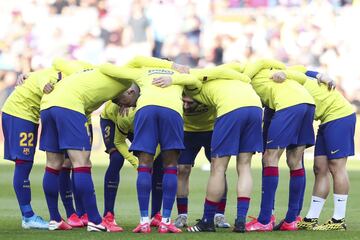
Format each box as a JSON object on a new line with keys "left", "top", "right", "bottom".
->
{"left": 23, "top": 148, "right": 30, "bottom": 155}
{"left": 266, "top": 140, "right": 273, "bottom": 144}
{"left": 331, "top": 149, "right": 340, "bottom": 154}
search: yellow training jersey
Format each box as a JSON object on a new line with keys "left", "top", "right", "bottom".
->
{"left": 187, "top": 66, "right": 262, "bottom": 118}
{"left": 243, "top": 60, "right": 315, "bottom": 111}
{"left": 183, "top": 103, "right": 216, "bottom": 132}
{"left": 303, "top": 80, "right": 354, "bottom": 124}
{"left": 2, "top": 68, "right": 61, "bottom": 123}
{"left": 287, "top": 65, "right": 354, "bottom": 124}
{"left": 40, "top": 68, "right": 132, "bottom": 116}
{"left": 99, "top": 57, "right": 202, "bottom": 116}
{"left": 100, "top": 101, "right": 119, "bottom": 122}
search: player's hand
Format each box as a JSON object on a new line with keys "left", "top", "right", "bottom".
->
{"left": 43, "top": 83, "right": 54, "bottom": 94}
{"left": 119, "top": 105, "right": 130, "bottom": 117}
{"left": 152, "top": 76, "right": 172, "bottom": 88}
{"left": 270, "top": 71, "right": 286, "bottom": 83}
{"left": 16, "top": 73, "right": 28, "bottom": 86}
{"left": 127, "top": 157, "right": 139, "bottom": 169}
{"left": 172, "top": 62, "right": 190, "bottom": 73}
{"left": 317, "top": 73, "right": 336, "bottom": 90}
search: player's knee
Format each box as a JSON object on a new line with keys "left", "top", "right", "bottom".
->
{"left": 62, "top": 158, "right": 72, "bottom": 168}
{"left": 313, "top": 163, "right": 328, "bottom": 176}
{"left": 263, "top": 150, "right": 280, "bottom": 166}
{"left": 178, "top": 165, "right": 191, "bottom": 178}
{"left": 328, "top": 160, "right": 345, "bottom": 176}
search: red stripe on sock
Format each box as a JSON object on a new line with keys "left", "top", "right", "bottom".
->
{"left": 137, "top": 167, "right": 152, "bottom": 173}
{"left": 15, "top": 159, "right": 27, "bottom": 165}
{"left": 237, "top": 197, "right": 251, "bottom": 202}
{"left": 217, "top": 202, "right": 226, "bottom": 212}
{"left": 290, "top": 168, "right": 305, "bottom": 177}
{"left": 205, "top": 198, "right": 219, "bottom": 206}
{"left": 177, "top": 204, "right": 188, "bottom": 214}
{"left": 62, "top": 167, "right": 72, "bottom": 172}
{"left": 45, "top": 167, "right": 60, "bottom": 175}
{"left": 164, "top": 168, "right": 177, "bottom": 174}
{"left": 264, "top": 167, "right": 279, "bottom": 176}
{"left": 73, "top": 167, "right": 91, "bottom": 173}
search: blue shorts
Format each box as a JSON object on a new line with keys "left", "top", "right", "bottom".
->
{"left": 266, "top": 104, "right": 315, "bottom": 149}
{"left": 130, "top": 105, "right": 185, "bottom": 155}
{"left": 178, "top": 131, "right": 212, "bottom": 166}
{"left": 2, "top": 113, "right": 38, "bottom": 162}
{"left": 40, "top": 107, "right": 92, "bottom": 153}
{"left": 212, "top": 107, "right": 263, "bottom": 158}
{"left": 64, "top": 123, "right": 93, "bottom": 159}
{"left": 100, "top": 117, "right": 116, "bottom": 153}
{"left": 315, "top": 113, "right": 356, "bottom": 160}
{"left": 263, "top": 106, "right": 275, "bottom": 150}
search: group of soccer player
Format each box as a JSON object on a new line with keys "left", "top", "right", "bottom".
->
{"left": 1, "top": 55, "right": 355, "bottom": 233}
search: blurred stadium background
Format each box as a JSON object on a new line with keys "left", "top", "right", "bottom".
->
{"left": 0, "top": 0, "right": 360, "bottom": 164}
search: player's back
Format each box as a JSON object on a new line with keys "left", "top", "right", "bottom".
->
{"left": 183, "top": 103, "right": 216, "bottom": 132}
{"left": 2, "top": 68, "right": 59, "bottom": 123}
{"left": 135, "top": 68, "right": 184, "bottom": 115}
{"left": 252, "top": 69, "right": 314, "bottom": 111}
{"left": 198, "top": 79, "right": 262, "bottom": 117}
{"left": 304, "top": 80, "right": 354, "bottom": 123}
{"left": 41, "top": 69, "right": 132, "bottom": 116}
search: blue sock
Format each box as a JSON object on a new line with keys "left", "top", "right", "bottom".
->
{"left": 258, "top": 167, "right": 279, "bottom": 225}
{"left": 72, "top": 170, "right": 85, "bottom": 216}
{"left": 13, "top": 160, "right": 34, "bottom": 218}
{"left": 137, "top": 166, "right": 152, "bottom": 217}
{"left": 285, "top": 168, "right": 305, "bottom": 223}
{"left": 59, "top": 167, "right": 75, "bottom": 218}
{"left": 202, "top": 198, "right": 218, "bottom": 223}
{"left": 237, "top": 197, "right": 250, "bottom": 220}
{"left": 177, "top": 197, "right": 188, "bottom": 215}
{"left": 73, "top": 167, "right": 102, "bottom": 224}
{"left": 298, "top": 159, "right": 306, "bottom": 216}
{"left": 43, "top": 167, "right": 61, "bottom": 221}
{"left": 151, "top": 157, "right": 163, "bottom": 218}
{"left": 162, "top": 167, "right": 177, "bottom": 218}
{"left": 104, "top": 151, "right": 124, "bottom": 216}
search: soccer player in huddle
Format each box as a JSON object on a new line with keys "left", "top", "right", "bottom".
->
{"left": 1, "top": 59, "right": 92, "bottom": 230}
{"left": 39, "top": 58, "right": 137, "bottom": 231}
{"left": 101, "top": 101, "right": 164, "bottom": 228}
{"left": 173, "top": 65, "right": 264, "bottom": 233}
{"left": 99, "top": 57, "right": 203, "bottom": 233}
{"left": 236, "top": 61, "right": 316, "bottom": 231}
{"left": 276, "top": 67, "right": 355, "bottom": 231}
{"left": 175, "top": 95, "right": 230, "bottom": 228}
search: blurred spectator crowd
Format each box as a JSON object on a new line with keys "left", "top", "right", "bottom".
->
{"left": 1, "top": 0, "right": 360, "bottom": 110}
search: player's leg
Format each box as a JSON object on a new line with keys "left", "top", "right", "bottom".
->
{"left": 47, "top": 107, "right": 104, "bottom": 232}
{"left": 234, "top": 152, "right": 253, "bottom": 232}
{"left": 44, "top": 152, "right": 70, "bottom": 230}
{"left": 157, "top": 106, "right": 184, "bottom": 233}
{"left": 298, "top": 124, "right": 328, "bottom": 230}
{"left": 283, "top": 145, "right": 306, "bottom": 226}
{"left": 312, "top": 113, "right": 355, "bottom": 231}
{"left": 40, "top": 108, "right": 72, "bottom": 230}
{"left": 160, "top": 150, "right": 181, "bottom": 232}
{"left": 130, "top": 106, "right": 158, "bottom": 233}
{"left": 175, "top": 131, "right": 201, "bottom": 228}
{"left": 2, "top": 113, "right": 48, "bottom": 229}
{"left": 59, "top": 157, "right": 83, "bottom": 227}
{"left": 233, "top": 106, "right": 263, "bottom": 233}
{"left": 99, "top": 117, "right": 124, "bottom": 231}
{"left": 150, "top": 155, "right": 163, "bottom": 226}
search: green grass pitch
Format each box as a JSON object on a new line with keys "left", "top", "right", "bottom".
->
{"left": 0, "top": 159, "right": 360, "bottom": 240}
